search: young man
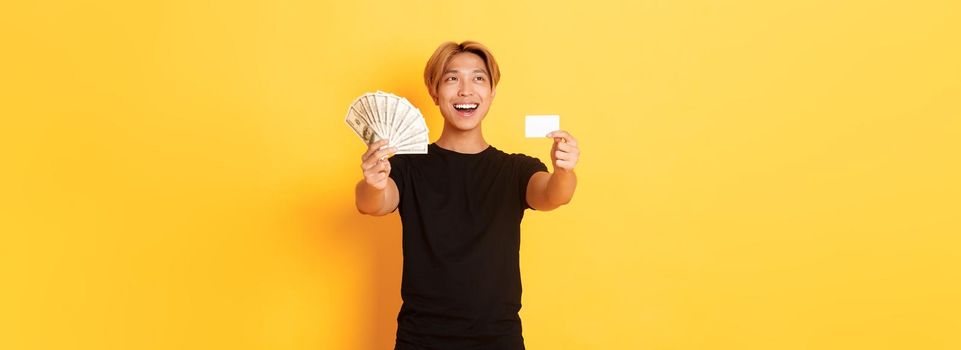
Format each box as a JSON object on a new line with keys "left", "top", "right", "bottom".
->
{"left": 355, "top": 41, "right": 580, "bottom": 349}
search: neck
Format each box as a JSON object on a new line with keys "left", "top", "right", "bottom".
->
{"left": 435, "top": 122, "right": 488, "bottom": 154}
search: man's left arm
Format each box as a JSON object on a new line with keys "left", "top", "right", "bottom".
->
{"left": 527, "top": 130, "right": 580, "bottom": 211}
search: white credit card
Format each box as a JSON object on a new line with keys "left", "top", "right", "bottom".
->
{"left": 525, "top": 115, "right": 560, "bottom": 138}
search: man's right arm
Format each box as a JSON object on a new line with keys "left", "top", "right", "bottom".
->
{"left": 355, "top": 178, "right": 399, "bottom": 216}
{"left": 355, "top": 139, "right": 399, "bottom": 216}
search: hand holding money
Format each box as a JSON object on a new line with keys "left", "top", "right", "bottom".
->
{"left": 547, "top": 130, "right": 579, "bottom": 171}
{"left": 360, "top": 139, "right": 396, "bottom": 191}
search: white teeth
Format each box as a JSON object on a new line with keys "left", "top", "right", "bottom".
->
{"left": 454, "top": 104, "right": 478, "bottom": 109}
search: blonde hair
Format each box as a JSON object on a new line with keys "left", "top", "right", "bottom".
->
{"left": 423, "top": 41, "right": 501, "bottom": 99}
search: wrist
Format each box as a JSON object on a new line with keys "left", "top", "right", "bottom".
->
{"left": 552, "top": 166, "right": 575, "bottom": 175}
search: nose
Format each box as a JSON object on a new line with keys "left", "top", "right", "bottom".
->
{"left": 457, "top": 80, "right": 474, "bottom": 97}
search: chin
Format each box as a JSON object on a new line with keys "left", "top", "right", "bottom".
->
{"left": 445, "top": 119, "right": 481, "bottom": 132}
{"left": 442, "top": 111, "right": 486, "bottom": 131}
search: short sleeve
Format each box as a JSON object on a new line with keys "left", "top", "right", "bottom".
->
{"left": 515, "top": 154, "right": 548, "bottom": 210}
{"left": 388, "top": 155, "right": 408, "bottom": 211}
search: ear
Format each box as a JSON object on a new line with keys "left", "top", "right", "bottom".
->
{"left": 491, "top": 87, "right": 496, "bottom": 99}
{"left": 431, "top": 92, "right": 439, "bottom": 105}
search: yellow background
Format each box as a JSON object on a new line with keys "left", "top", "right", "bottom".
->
{"left": 2, "top": 0, "right": 959, "bottom": 349}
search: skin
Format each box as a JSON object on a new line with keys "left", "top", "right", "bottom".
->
{"left": 355, "top": 52, "right": 579, "bottom": 215}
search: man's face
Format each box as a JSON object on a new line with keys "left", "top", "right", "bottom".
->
{"left": 432, "top": 52, "right": 495, "bottom": 132}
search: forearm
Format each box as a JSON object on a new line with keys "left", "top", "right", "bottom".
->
{"left": 355, "top": 180, "right": 389, "bottom": 215}
{"left": 546, "top": 168, "right": 577, "bottom": 206}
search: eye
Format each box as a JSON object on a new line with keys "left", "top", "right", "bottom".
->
{"left": 445, "top": 76, "right": 457, "bottom": 82}
{"left": 474, "top": 76, "right": 486, "bottom": 82}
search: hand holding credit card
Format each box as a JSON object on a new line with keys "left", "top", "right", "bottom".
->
{"left": 525, "top": 114, "right": 579, "bottom": 171}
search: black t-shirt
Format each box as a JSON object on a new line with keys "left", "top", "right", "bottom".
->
{"left": 388, "top": 143, "right": 548, "bottom": 350}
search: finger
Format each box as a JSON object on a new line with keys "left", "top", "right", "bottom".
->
{"left": 369, "top": 139, "right": 390, "bottom": 149}
{"left": 557, "top": 142, "right": 578, "bottom": 153}
{"left": 371, "top": 147, "right": 397, "bottom": 162}
{"left": 377, "top": 159, "right": 390, "bottom": 174}
{"left": 555, "top": 149, "right": 580, "bottom": 161}
{"left": 546, "top": 130, "right": 566, "bottom": 138}
{"left": 367, "top": 170, "right": 385, "bottom": 182}
{"left": 547, "top": 130, "right": 575, "bottom": 144}
{"left": 361, "top": 139, "right": 388, "bottom": 161}
{"left": 363, "top": 153, "right": 394, "bottom": 172}
{"left": 362, "top": 153, "right": 384, "bottom": 170}
{"left": 364, "top": 160, "right": 390, "bottom": 177}
{"left": 548, "top": 131, "right": 578, "bottom": 147}
{"left": 362, "top": 139, "right": 390, "bottom": 161}
{"left": 363, "top": 158, "right": 386, "bottom": 173}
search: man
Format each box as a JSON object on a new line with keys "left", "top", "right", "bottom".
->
{"left": 354, "top": 41, "right": 580, "bottom": 349}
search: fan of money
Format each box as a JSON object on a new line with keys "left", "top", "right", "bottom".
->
{"left": 344, "top": 91, "right": 429, "bottom": 154}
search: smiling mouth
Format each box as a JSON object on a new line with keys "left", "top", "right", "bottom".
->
{"left": 454, "top": 103, "right": 478, "bottom": 111}
{"left": 453, "top": 103, "right": 479, "bottom": 117}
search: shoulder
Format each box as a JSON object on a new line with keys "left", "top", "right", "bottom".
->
{"left": 488, "top": 146, "right": 536, "bottom": 161}
{"left": 488, "top": 147, "right": 547, "bottom": 170}
{"left": 507, "top": 149, "right": 542, "bottom": 163}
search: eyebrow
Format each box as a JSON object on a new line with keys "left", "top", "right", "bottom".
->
{"left": 444, "top": 69, "right": 489, "bottom": 75}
